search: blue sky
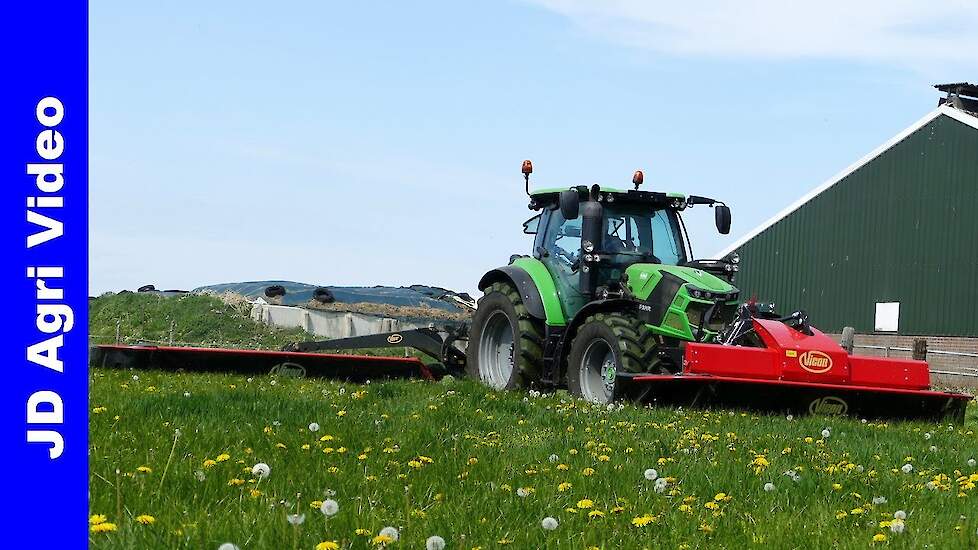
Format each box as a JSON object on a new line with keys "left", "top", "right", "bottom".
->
{"left": 90, "top": 1, "right": 978, "bottom": 295}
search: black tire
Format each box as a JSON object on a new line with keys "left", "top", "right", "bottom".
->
{"left": 566, "top": 312, "right": 657, "bottom": 402}
{"left": 264, "top": 285, "right": 286, "bottom": 298}
{"left": 466, "top": 281, "right": 544, "bottom": 389}
{"left": 313, "top": 287, "right": 335, "bottom": 304}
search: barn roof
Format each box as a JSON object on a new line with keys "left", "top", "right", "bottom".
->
{"left": 717, "top": 105, "right": 978, "bottom": 258}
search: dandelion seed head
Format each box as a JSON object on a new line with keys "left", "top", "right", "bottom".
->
{"left": 763, "top": 482, "right": 776, "bottom": 492}
{"left": 541, "top": 517, "right": 558, "bottom": 530}
{"left": 287, "top": 513, "right": 305, "bottom": 525}
{"left": 218, "top": 544, "right": 240, "bottom": 550}
{"left": 901, "top": 463, "right": 913, "bottom": 474}
{"left": 894, "top": 510, "right": 907, "bottom": 520}
{"left": 320, "top": 499, "right": 339, "bottom": 516}
{"left": 309, "top": 422, "right": 320, "bottom": 432}
{"left": 426, "top": 535, "right": 446, "bottom": 550}
{"left": 890, "top": 519, "right": 905, "bottom": 534}
{"left": 252, "top": 462, "right": 271, "bottom": 479}
{"left": 379, "top": 526, "right": 399, "bottom": 542}
{"left": 644, "top": 468, "right": 658, "bottom": 481}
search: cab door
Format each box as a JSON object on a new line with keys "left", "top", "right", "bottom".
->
{"left": 538, "top": 208, "right": 587, "bottom": 319}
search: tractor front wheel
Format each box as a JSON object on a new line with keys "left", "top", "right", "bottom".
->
{"left": 567, "top": 313, "right": 657, "bottom": 403}
{"left": 467, "top": 282, "right": 544, "bottom": 389}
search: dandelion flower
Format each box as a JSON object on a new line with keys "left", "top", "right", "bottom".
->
{"left": 872, "top": 534, "right": 887, "bottom": 542}
{"left": 890, "top": 519, "right": 905, "bottom": 534}
{"left": 576, "top": 498, "right": 594, "bottom": 509}
{"left": 320, "top": 499, "right": 339, "bottom": 517}
{"left": 631, "top": 514, "right": 655, "bottom": 527}
{"left": 517, "top": 487, "right": 532, "bottom": 498}
{"left": 541, "top": 516, "right": 559, "bottom": 530}
{"left": 426, "top": 535, "right": 446, "bottom": 550}
{"left": 557, "top": 482, "right": 572, "bottom": 492}
{"left": 644, "top": 468, "right": 658, "bottom": 481}
{"left": 894, "top": 510, "right": 907, "bottom": 520}
{"left": 90, "top": 522, "right": 118, "bottom": 533}
{"left": 252, "top": 462, "right": 271, "bottom": 479}
{"left": 90, "top": 514, "right": 107, "bottom": 525}
{"left": 821, "top": 428, "right": 831, "bottom": 438}
{"left": 136, "top": 466, "right": 152, "bottom": 474}
{"left": 763, "top": 482, "right": 776, "bottom": 492}
{"left": 588, "top": 510, "right": 605, "bottom": 518}
{"left": 968, "top": 458, "right": 976, "bottom": 467}
{"left": 216, "top": 453, "right": 231, "bottom": 463}
{"left": 379, "top": 526, "right": 399, "bottom": 542}
{"left": 309, "top": 422, "right": 320, "bottom": 432}
{"left": 135, "top": 515, "right": 155, "bottom": 525}
{"left": 901, "top": 463, "right": 913, "bottom": 474}
{"left": 316, "top": 542, "right": 340, "bottom": 550}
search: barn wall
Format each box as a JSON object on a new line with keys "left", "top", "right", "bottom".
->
{"left": 733, "top": 114, "right": 978, "bottom": 336}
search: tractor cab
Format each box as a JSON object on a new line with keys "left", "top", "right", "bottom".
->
{"left": 523, "top": 167, "right": 735, "bottom": 326}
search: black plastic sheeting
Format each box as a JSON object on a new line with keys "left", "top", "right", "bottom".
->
{"left": 193, "top": 281, "right": 466, "bottom": 311}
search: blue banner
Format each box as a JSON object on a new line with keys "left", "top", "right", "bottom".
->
{"left": 1, "top": 2, "right": 88, "bottom": 546}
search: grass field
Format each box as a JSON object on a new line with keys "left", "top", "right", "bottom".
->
{"left": 89, "top": 294, "right": 978, "bottom": 549}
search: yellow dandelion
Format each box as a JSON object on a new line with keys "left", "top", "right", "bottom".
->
{"left": 203, "top": 459, "right": 217, "bottom": 468}
{"left": 632, "top": 514, "right": 656, "bottom": 527}
{"left": 135, "top": 515, "right": 155, "bottom": 525}
{"left": 136, "top": 466, "right": 152, "bottom": 474}
{"left": 558, "top": 482, "right": 572, "bottom": 492}
{"left": 588, "top": 510, "right": 605, "bottom": 518}
{"left": 372, "top": 534, "right": 393, "bottom": 545}
{"left": 89, "top": 514, "right": 107, "bottom": 525}
{"left": 582, "top": 467, "right": 595, "bottom": 476}
{"left": 90, "top": 522, "right": 118, "bottom": 533}
{"left": 228, "top": 478, "right": 245, "bottom": 486}
{"left": 316, "top": 543, "right": 340, "bottom": 550}
{"left": 216, "top": 453, "right": 230, "bottom": 462}
{"left": 355, "top": 528, "right": 371, "bottom": 536}
{"left": 872, "top": 534, "right": 887, "bottom": 543}
{"left": 577, "top": 498, "right": 594, "bottom": 509}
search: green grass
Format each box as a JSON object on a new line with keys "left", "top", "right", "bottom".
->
{"left": 89, "top": 294, "right": 978, "bottom": 549}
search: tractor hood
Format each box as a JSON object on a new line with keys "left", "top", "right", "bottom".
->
{"left": 624, "top": 264, "right": 738, "bottom": 301}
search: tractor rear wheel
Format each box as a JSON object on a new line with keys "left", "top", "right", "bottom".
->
{"left": 567, "top": 312, "right": 657, "bottom": 403}
{"left": 467, "top": 282, "right": 544, "bottom": 389}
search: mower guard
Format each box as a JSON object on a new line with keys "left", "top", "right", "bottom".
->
{"left": 92, "top": 344, "right": 434, "bottom": 382}
{"left": 617, "top": 319, "right": 971, "bottom": 422}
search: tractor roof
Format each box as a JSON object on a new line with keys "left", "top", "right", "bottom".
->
{"left": 528, "top": 186, "right": 686, "bottom": 210}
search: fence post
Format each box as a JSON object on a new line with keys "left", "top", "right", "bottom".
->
{"left": 912, "top": 338, "right": 928, "bottom": 361}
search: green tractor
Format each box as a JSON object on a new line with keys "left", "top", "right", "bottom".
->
{"left": 468, "top": 161, "right": 740, "bottom": 402}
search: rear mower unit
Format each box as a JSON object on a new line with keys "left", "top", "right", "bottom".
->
{"left": 465, "top": 162, "right": 970, "bottom": 422}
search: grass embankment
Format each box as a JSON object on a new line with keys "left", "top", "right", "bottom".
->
{"left": 89, "top": 294, "right": 978, "bottom": 549}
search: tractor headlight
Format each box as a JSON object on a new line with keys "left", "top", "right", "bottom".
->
{"left": 583, "top": 240, "right": 594, "bottom": 253}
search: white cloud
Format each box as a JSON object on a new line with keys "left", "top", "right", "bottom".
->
{"left": 528, "top": 0, "right": 978, "bottom": 68}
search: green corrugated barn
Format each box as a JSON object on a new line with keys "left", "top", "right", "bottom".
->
{"left": 720, "top": 86, "right": 978, "bottom": 339}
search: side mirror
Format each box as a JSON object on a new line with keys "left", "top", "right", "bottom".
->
{"left": 559, "top": 190, "right": 580, "bottom": 220}
{"left": 522, "top": 214, "right": 541, "bottom": 235}
{"left": 715, "top": 205, "right": 731, "bottom": 234}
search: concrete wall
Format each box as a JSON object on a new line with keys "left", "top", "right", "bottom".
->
{"left": 829, "top": 332, "right": 978, "bottom": 389}
{"left": 250, "top": 302, "right": 427, "bottom": 338}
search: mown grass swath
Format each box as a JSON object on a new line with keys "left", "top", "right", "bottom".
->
{"left": 89, "top": 294, "right": 978, "bottom": 548}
